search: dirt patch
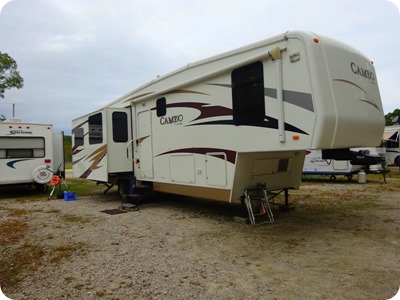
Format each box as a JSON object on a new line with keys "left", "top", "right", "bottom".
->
{"left": 1, "top": 172, "right": 399, "bottom": 299}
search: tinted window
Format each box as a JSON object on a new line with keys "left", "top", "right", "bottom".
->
{"left": 156, "top": 97, "right": 167, "bottom": 117}
{"left": 232, "top": 61, "right": 265, "bottom": 125}
{"left": 74, "top": 128, "right": 84, "bottom": 147}
{"left": 112, "top": 112, "right": 128, "bottom": 143}
{"left": 89, "top": 113, "right": 103, "bottom": 144}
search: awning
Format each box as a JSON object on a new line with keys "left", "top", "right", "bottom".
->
{"left": 383, "top": 130, "right": 399, "bottom": 140}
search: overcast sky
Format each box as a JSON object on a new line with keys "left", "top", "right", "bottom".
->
{"left": 0, "top": 0, "right": 399, "bottom": 134}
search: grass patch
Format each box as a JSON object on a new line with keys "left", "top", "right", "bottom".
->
{"left": 0, "top": 218, "right": 44, "bottom": 289}
{"left": 63, "top": 178, "right": 109, "bottom": 196}
{"left": 0, "top": 178, "right": 108, "bottom": 203}
{"left": 0, "top": 219, "right": 28, "bottom": 245}
{"left": 50, "top": 242, "right": 87, "bottom": 264}
{"left": 61, "top": 214, "right": 96, "bottom": 224}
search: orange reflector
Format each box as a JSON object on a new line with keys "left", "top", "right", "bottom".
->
{"left": 313, "top": 38, "right": 319, "bottom": 43}
{"left": 292, "top": 135, "right": 300, "bottom": 140}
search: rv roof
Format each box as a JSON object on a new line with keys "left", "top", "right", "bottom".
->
{"left": 81, "top": 30, "right": 367, "bottom": 113}
{"left": 105, "top": 31, "right": 295, "bottom": 107}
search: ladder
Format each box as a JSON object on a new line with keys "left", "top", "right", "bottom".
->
{"left": 243, "top": 186, "right": 274, "bottom": 226}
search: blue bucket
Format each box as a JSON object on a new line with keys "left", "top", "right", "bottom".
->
{"left": 64, "top": 191, "right": 76, "bottom": 201}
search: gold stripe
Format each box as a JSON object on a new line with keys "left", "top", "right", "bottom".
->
{"left": 153, "top": 182, "right": 231, "bottom": 202}
{"left": 165, "top": 89, "right": 210, "bottom": 96}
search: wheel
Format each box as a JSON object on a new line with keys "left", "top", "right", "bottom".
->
{"left": 118, "top": 179, "right": 129, "bottom": 199}
{"left": 34, "top": 183, "right": 48, "bottom": 193}
{"left": 394, "top": 156, "right": 400, "bottom": 166}
{"left": 32, "top": 165, "right": 52, "bottom": 184}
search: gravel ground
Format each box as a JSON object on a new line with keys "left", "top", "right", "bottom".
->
{"left": 1, "top": 173, "right": 399, "bottom": 300}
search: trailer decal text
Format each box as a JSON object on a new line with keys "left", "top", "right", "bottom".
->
{"left": 350, "top": 62, "right": 375, "bottom": 84}
{"left": 160, "top": 114, "right": 184, "bottom": 125}
{"left": 7, "top": 130, "right": 33, "bottom": 135}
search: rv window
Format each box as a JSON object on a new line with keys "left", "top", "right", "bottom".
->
{"left": 0, "top": 137, "right": 45, "bottom": 158}
{"left": 231, "top": 61, "right": 265, "bottom": 125}
{"left": 6, "top": 149, "right": 33, "bottom": 158}
{"left": 112, "top": 112, "right": 128, "bottom": 143}
{"left": 74, "top": 128, "right": 84, "bottom": 147}
{"left": 156, "top": 97, "right": 167, "bottom": 117}
{"left": 89, "top": 113, "right": 103, "bottom": 144}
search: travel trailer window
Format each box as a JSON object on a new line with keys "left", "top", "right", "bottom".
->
{"left": 231, "top": 61, "right": 265, "bottom": 125}
{"left": 156, "top": 97, "right": 167, "bottom": 117}
{"left": 74, "top": 128, "right": 84, "bottom": 147}
{"left": 89, "top": 113, "right": 103, "bottom": 144}
{"left": 112, "top": 112, "right": 128, "bottom": 143}
{"left": 0, "top": 137, "right": 45, "bottom": 158}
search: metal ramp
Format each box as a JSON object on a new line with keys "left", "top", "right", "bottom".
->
{"left": 243, "top": 186, "right": 274, "bottom": 226}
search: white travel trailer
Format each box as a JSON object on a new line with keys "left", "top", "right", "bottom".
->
{"left": 72, "top": 31, "right": 384, "bottom": 206}
{"left": 303, "top": 148, "right": 386, "bottom": 180}
{"left": 0, "top": 119, "right": 64, "bottom": 188}
{"left": 383, "top": 125, "right": 400, "bottom": 166}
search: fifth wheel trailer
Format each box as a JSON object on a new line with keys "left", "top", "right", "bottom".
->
{"left": 0, "top": 119, "right": 65, "bottom": 188}
{"left": 72, "top": 30, "right": 385, "bottom": 204}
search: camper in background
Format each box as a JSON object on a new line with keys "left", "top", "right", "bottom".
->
{"left": 383, "top": 125, "right": 400, "bottom": 166}
{"left": 0, "top": 119, "right": 64, "bottom": 190}
{"left": 303, "top": 147, "right": 386, "bottom": 181}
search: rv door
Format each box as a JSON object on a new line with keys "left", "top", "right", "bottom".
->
{"left": 106, "top": 108, "right": 134, "bottom": 173}
{"left": 136, "top": 110, "right": 153, "bottom": 179}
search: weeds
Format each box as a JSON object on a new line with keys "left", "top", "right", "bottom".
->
{"left": 61, "top": 215, "right": 96, "bottom": 224}
{"left": 50, "top": 242, "right": 87, "bottom": 264}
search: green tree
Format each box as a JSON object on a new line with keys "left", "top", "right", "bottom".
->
{"left": 385, "top": 108, "right": 400, "bottom": 126}
{"left": 0, "top": 52, "right": 24, "bottom": 98}
{"left": 64, "top": 135, "right": 72, "bottom": 162}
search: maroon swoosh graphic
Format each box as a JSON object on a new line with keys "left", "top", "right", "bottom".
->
{"left": 157, "top": 147, "right": 237, "bottom": 164}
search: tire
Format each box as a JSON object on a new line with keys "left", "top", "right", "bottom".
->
{"left": 118, "top": 179, "right": 129, "bottom": 199}
{"left": 34, "top": 183, "right": 48, "bottom": 193}
{"left": 395, "top": 156, "right": 400, "bottom": 166}
{"left": 32, "top": 165, "right": 52, "bottom": 184}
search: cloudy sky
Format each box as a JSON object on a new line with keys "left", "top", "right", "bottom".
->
{"left": 0, "top": 0, "right": 399, "bottom": 134}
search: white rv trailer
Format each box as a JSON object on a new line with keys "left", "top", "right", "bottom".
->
{"left": 383, "top": 125, "right": 400, "bottom": 166}
{"left": 303, "top": 148, "right": 386, "bottom": 180}
{"left": 72, "top": 30, "right": 384, "bottom": 204}
{"left": 0, "top": 119, "right": 64, "bottom": 188}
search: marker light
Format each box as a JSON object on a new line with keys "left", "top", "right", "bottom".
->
{"left": 45, "top": 159, "right": 52, "bottom": 163}
{"left": 292, "top": 135, "right": 300, "bottom": 140}
{"left": 313, "top": 38, "right": 319, "bottom": 43}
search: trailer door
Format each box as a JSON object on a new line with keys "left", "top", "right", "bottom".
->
{"left": 107, "top": 108, "right": 133, "bottom": 173}
{"left": 137, "top": 110, "right": 153, "bottom": 179}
